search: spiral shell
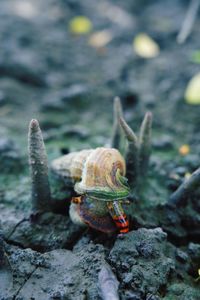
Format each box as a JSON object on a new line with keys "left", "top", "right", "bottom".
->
{"left": 52, "top": 147, "right": 130, "bottom": 201}
{"left": 51, "top": 149, "right": 93, "bottom": 184}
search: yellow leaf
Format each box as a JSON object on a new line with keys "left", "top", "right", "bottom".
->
{"left": 88, "top": 30, "right": 113, "bottom": 48}
{"left": 133, "top": 33, "right": 160, "bottom": 58}
{"left": 191, "top": 50, "right": 200, "bottom": 64}
{"left": 179, "top": 144, "right": 190, "bottom": 156}
{"left": 185, "top": 73, "right": 200, "bottom": 105}
{"left": 184, "top": 172, "right": 191, "bottom": 180}
{"left": 69, "top": 16, "right": 92, "bottom": 35}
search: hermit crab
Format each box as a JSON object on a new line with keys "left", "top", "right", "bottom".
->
{"left": 28, "top": 98, "right": 152, "bottom": 234}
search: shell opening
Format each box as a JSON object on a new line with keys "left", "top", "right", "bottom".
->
{"left": 115, "top": 168, "right": 129, "bottom": 189}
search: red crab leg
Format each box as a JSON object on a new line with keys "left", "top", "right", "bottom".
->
{"left": 107, "top": 201, "right": 129, "bottom": 234}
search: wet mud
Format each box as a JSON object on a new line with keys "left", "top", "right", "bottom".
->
{"left": 0, "top": 0, "right": 200, "bottom": 299}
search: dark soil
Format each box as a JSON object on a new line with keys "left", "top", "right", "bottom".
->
{"left": 0, "top": 0, "right": 200, "bottom": 299}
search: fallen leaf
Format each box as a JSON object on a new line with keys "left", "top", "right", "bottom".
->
{"left": 190, "top": 50, "right": 200, "bottom": 64}
{"left": 179, "top": 144, "right": 190, "bottom": 156}
{"left": 133, "top": 33, "right": 160, "bottom": 58}
{"left": 69, "top": 16, "right": 92, "bottom": 35}
{"left": 88, "top": 30, "right": 113, "bottom": 48}
{"left": 184, "top": 172, "right": 191, "bottom": 179}
{"left": 185, "top": 73, "right": 200, "bottom": 104}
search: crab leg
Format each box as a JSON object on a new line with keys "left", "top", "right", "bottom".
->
{"left": 107, "top": 201, "right": 129, "bottom": 234}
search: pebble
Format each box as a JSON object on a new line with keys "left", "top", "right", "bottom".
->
{"left": 41, "top": 84, "right": 89, "bottom": 111}
{"left": 51, "top": 291, "right": 62, "bottom": 299}
{"left": 175, "top": 249, "right": 188, "bottom": 263}
{"left": 153, "top": 135, "right": 174, "bottom": 150}
{"left": 183, "top": 154, "right": 199, "bottom": 170}
{"left": 146, "top": 294, "right": 161, "bottom": 300}
{"left": 0, "top": 138, "right": 16, "bottom": 153}
{"left": 124, "top": 290, "right": 142, "bottom": 300}
{"left": 173, "top": 166, "right": 187, "bottom": 176}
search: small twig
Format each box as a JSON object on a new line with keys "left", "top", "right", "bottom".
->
{"left": 28, "top": 119, "right": 51, "bottom": 213}
{"left": 177, "top": 0, "right": 200, "bottom": 44}
{"left": 169, "top": 166, "right": 200, "bottom": 206}
{"left": 98, "top": 264, "right": 119, "bottom": 300}
{"left": 7, "top": 218, "right": 28, "bottom": 239}
{"left": 119, "top": 117, "right": 139, "bottom": 188}
{"left": 111, "top": 97, "right": 123, "bottom": 150}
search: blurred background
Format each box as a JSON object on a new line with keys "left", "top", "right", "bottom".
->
{"left": 0, "top": 0, "right": 200, "bottom": 171}
{"left": 0, "top": 0, "right": 200, "bottom": 152}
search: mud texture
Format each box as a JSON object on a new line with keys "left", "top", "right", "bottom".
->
{"left": 0, "top": 0, "right": 200, "bottom": 299}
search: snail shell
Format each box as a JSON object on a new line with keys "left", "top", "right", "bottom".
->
{"left": 51, "top": 147, "right": 130, "bottom": 233}
{"left": 52, "top": 147, "right": 129, "bottom": 200}
{"left": 51, "top": 149, "right": 93, "bottom": 185}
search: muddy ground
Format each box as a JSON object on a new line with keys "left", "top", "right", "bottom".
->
{"left": 0, "top": 0, "right": 200, "bottom": 299}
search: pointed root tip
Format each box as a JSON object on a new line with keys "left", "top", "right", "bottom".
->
{"left": 142, "top": 112, "right": 152, "bottom": 131}
{"left": 114, "top": 96, "right": 121, "bottom": 104}
{"left": 119, "top": 117, "right": 137, "bottom": 142}
{"left": 29, "top": 119, "right": 40, "bottom": 130}
{"left": 144, "top": 112, "right": 153, "bottom": 124}
{"left": 113, "top": 96, "right": 123, "bottom": 116}
{"left": 145, "top": 111, "right": 152, "bottom": 120}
